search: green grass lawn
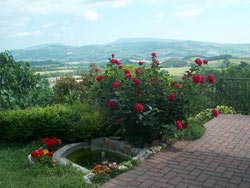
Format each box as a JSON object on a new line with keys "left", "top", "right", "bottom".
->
{"left": 0, "top": 142, "right": 94, "bottom": 188}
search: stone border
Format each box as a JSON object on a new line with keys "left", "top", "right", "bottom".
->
{"left": 53, "top": 137, "right": 163, "bottom": 184}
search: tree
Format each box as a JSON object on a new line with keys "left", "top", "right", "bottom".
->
{"left": 0, "top": 51, "right": 53, "bottom": 110}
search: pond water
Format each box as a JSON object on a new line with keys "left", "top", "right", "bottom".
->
{"left": 66, "top": 148, "right": 131, "bottom": 169}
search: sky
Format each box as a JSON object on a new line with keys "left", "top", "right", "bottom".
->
{"left": 1, "top": 0, "right": 250, "bottom": 51}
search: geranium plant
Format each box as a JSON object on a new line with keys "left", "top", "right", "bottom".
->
{"left": 29, "top": 137, "right": 61, "bottom": 167}
{"left": 92, "top": 53, "right": 217, "bottom": 145}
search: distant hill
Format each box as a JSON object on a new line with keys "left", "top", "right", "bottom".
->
{"left": 10, "top": 38, "right": 250, "bottom": 62}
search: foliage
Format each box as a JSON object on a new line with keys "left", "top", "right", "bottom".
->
{"left": 0, "top": 103, "right": 105, "bottom": 143}
{"left": 176, "top": 118, "right": 206, "bottom": 140}
{"left": 0, "top": 51, "right": 53, "bottom": 110}
{"left": 53, "top": 64, "right": 98, "bottom": 104}
{"left": 91, "top": 54, "right": 216, "bottom": 145}
{"left": 194, "top": 105, "right": 235, "bottom": 125}
{"left": 0, "top": 142, "right": 92, "bottom": 188}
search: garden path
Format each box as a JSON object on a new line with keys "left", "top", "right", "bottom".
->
{"left": 101, "top": 115, "right": 250, "bottom": 188}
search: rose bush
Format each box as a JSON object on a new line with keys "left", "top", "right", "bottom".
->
{"left": 91, "top": 53, "right": 217, "bottom": 145}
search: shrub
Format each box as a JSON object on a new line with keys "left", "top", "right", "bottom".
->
{"left": 0, "top": 51, "right": 53, "bottom": 110}
{"left": 0, "top": 103, "right": 105, "bottom": 143}
{"left": 91, "top": 54, "right": 216, "bottom": 145}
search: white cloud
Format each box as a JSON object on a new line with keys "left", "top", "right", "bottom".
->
{"left": 11, "top": 30, "right": 41, "bottom": 38}
{"left": 83, "top": 10, "right": 99, "bottom": 21}
{"left": 112, "top": 0, "right": 133, "bottom": 8}
{"left": 176, "top": 8, "right": 203, "bottom": 17}
{"left": 42, "top": 23, "right": 56, "bottom": 28}
{"left": 62, "top": 26, "right": 72, "bottom": 31}
{"left": 155, "top": 13, "right": 163, "bottom": 19}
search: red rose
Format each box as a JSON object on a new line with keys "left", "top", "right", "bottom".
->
{"left": 170, "top": 81, "right": 175, "bottom": 86}
{"left": 150, "top": 77, "right": 156, "bottom": 83}
{"left": 138, "top": 61, "right": 144, "bottom": 66}
{"left": 136, "top": 90, "right": 142, "bottom": 95}
{"left": 124, "top": 69, "right": 131, "bottom": 74}
{"left": 182, "top": 122, "right": 188, "bottom": 129}
{"left": 96, "top": 75, "right": 104, "bottom": 82}
{"left": 182, "top": 76, "right": 186, "bottom": 80}
{"left": 168, "top": 93, "right": 175, "bottom": 102}
{"left": 47, "top": 151, "right": 54, "bottom": 157}
{"left": 111, "top": 54, "right": 115, "bottom": 58}
{"left": 207, "top": 74, "right": 215, "bottom": 84}
{"left": 212, "top": 108, "right": 219, "bottom": 117}
{"left": 118, "top": 65, "right": 123, "bottom": 69}
{"left": 195, "top": 58, "right": 203, "bottom": 66}
{"left": 192, "top": 74, "right": 201, "bottom": 84}
{"left": 125, "top": 73, "right": 132, "bottom": 78}
{"left": 200, "top": 76, "right": 206, "bottom": 83}
{"left": 176, "top": 120, "right": 182, "bottom": 130}
{"left": 111, "top": 58, "right": 121, "bottom": 65}
{"left": 151, "top": 52, "right": 157, "bottom": 58}
{"left": 95, "top": 68, "right": 99, "bottom": 73}
{"left": 114, "top": 117, "right": 120, "bottom": 124}
{"left": 203, "top": 59, "right": 208, "bottom": 64}
{"left": 107, "top": 99, "right": 116, "bottom": 108}
{"left": 135, "top": 67, "right": 143, "bottom": 75}
{"left": 134, "top": 103, "right": 144, "bottom": 112}
{"left": 187, "top": 71, "right": 192, "bottom": 77}
{"left": 112, "top": 81, "right": 120, "bottom": 90}
{"left": 175, "top": 83, "right": 182, "bottom": 89}
{"left": 133, "top": 78, "right": 141, "bottom": 85}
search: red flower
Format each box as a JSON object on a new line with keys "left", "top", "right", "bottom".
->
{"left": 207, "top": 74, "right": 215, "bottom": 84}
{"left": 125, "top": 73, "right": 132, "bottom": 79}
{"left": 168, "top": 93, "right": 176, "bottom": 102}
{"left": 38, "top": 149, "right": 44, "bottom": 156}
{"left": 212, "top": 108, "right": 219, "bottom": 117}
{"left": 176, "top": 121, "right": 183, "bottom": 130}
{"left": 96, "top": 75, "right": 104, "bottom": 82}
{"left": 133, "top": 78, "right": 141, "bottom": 85}
{"left": 192, "top": 74, "right": 201, "bottom": 84}
{"left": 151, "top": 52, "right": 157, "bottom": 58}
{"left": 138, "top": 61, "right": 144, "bottom": 66}
{"left": 136, "top": 90, "right": 142, "bottom": 95}
{"left": 111, "top": 54, "right": 115, "bottom": 58}
{"left": 182, "top": 76, "right": 186, "bottom": 80}
{"left": 124, "top": 69, "right": 131, "bottom": 74}
{"left": 118, "top": 65, "right": 123, "bottom": 69}
{"left": 40, "top": 137, "right": 49, "bottom": 144}
{"left": 200, "top": 76, "right": 206, "bottom": 83}
{"left": 31, "top": 150, "right": 39, "bottom": 157}
{"left": 150, "top": 77, "right": 156, "bottom": 83}
{"left": 114, "top": 117, "right": 120, "bottom": 124}
{"left": 135, "top": 67, "right": 143, "bottom": 75}
{"left": 203, "top": 59, "right": 208, "bottom": 64}
{"left": 175, "top": 83, "right": 182, "bottom": 89}
{"left": 182, "top": 122, "right": 188, "bottom": 129}
{"left": 134, "top": 103, "right": 144, "bottom": 112}
{"left": 187, "top": 71, "right": 192, "bottom": 77}
{"left": 107, "top": 99, "right": 116, "bottom": 108}
{"left": 47, "top": 151, "right": 54, "bottom": 157}
{"left": 195, "top": 58, "right": 203, "bottom": 66}
{"left": 170, "top": 81, "right": 176, "bottom": 86}
{"left": 112, "top": 81, "right": 120, "bottom": 90}
{"left": 111, "top": 59, "right": 121, "bottom": 65}
{"left": 95, "top": 68, "right": 99, "bottom": 73}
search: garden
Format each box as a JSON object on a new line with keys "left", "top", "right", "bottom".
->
{"left": 0, "top": 51, "right": 237, "bottom": 187}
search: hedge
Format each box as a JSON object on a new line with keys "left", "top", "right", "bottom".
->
{"left": 0, "top": 104, "right": 105, "bottom": 143}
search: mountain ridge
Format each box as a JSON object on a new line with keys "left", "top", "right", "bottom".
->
{"left": 10, "top": 38, "right": 250, "bottom": 62}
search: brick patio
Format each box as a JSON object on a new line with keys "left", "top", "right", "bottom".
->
{"left": 101, "top": 115, "right": 250, "bottom": 188}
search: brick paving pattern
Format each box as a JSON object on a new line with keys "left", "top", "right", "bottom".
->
{"left": 101, "top": 115, "right": 250, "bottom": 188}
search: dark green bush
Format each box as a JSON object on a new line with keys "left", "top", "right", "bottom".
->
{"left": 0, "top": 103, "right": 105, "bottom": 143}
